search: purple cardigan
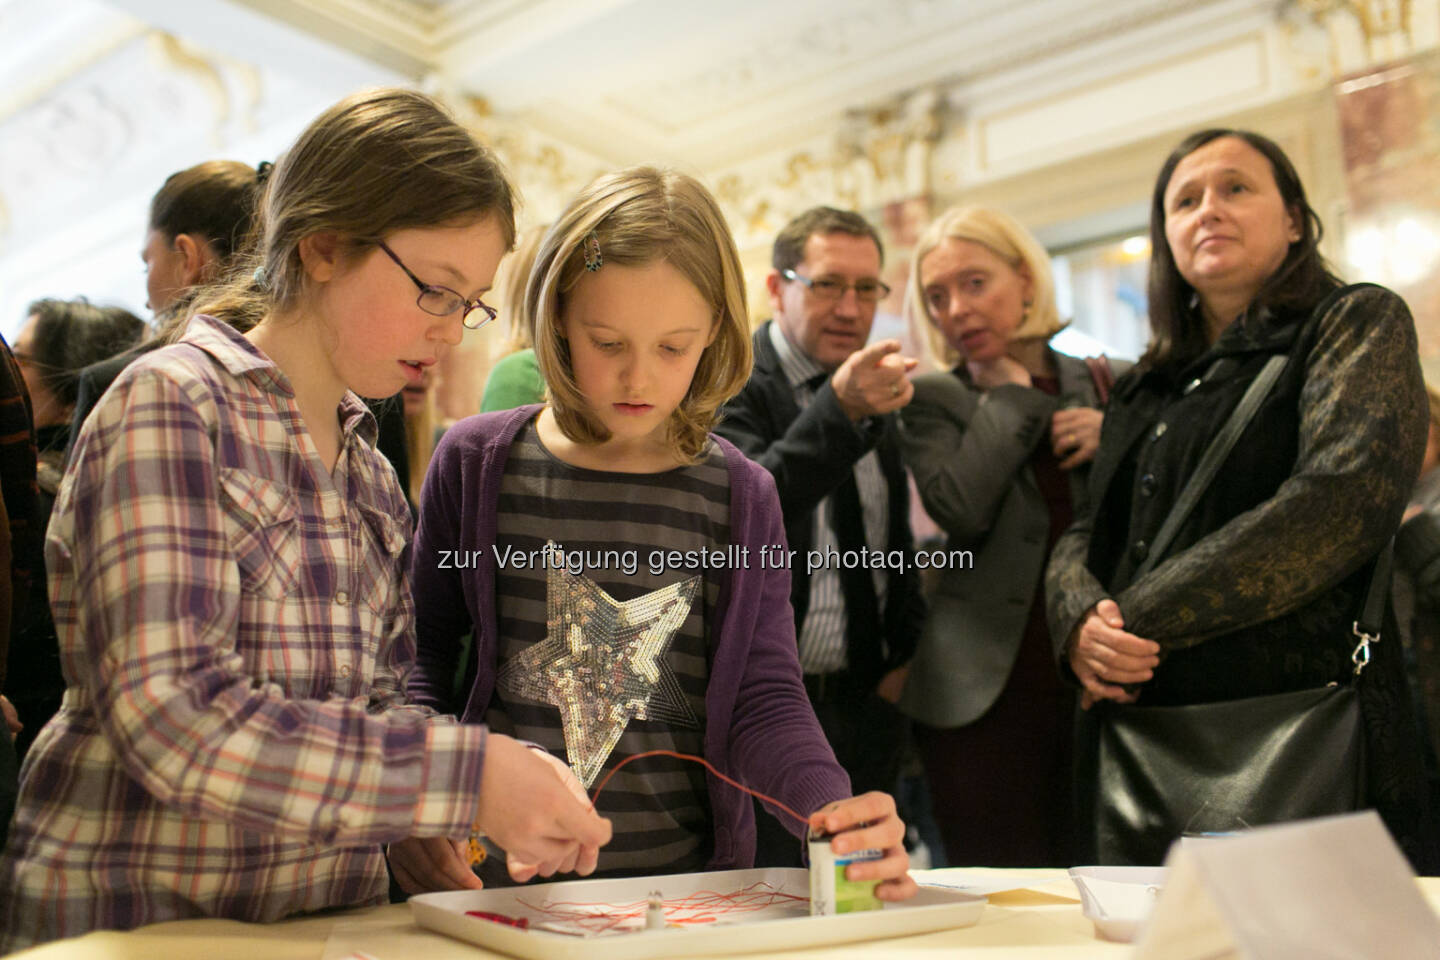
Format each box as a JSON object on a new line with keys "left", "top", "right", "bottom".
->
{"left": 408, "top": 405, "right": 850, "bottom": 869}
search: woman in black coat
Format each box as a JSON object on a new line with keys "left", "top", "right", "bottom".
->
{"left": 1045, "top": 128, "right": 1439, "bottom": 870}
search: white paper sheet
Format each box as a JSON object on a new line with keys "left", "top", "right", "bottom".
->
{"left": 1136, "top": 811, "right": 1440, "bottom": 960}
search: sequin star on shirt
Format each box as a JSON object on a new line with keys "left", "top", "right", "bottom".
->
{"left": 497, "top": 543, "right": 701, "bottom": 788}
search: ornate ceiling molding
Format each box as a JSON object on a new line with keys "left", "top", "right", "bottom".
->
{"left": 1293, "top": 0, "right": 1440, "bottom": 72}
{"left": 707, "top": 87, "right": 945, "bottom": 252}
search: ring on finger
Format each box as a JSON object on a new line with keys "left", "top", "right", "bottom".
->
{"left": 890, "top": 383, "right": 901, "bottom": 398}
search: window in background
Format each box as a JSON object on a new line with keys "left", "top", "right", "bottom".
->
{"left": 1051, "top": 233, "right": 1150, "bottom": 361}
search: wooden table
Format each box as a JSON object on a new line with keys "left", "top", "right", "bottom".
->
{"left": 13, "top": 868, "right": 1440, "bottom": 959}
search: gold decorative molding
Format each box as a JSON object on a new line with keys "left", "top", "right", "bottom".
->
{"left": 1298, "top": 0, "right": 1411, "bottom": 40}
{"left": 1292, "top": 0, "right": 1436, "bottom": 72}
{"left": 235, "top": 61, "right": 265, "bottom": 139}
{"left": 147, "top": 32, "right": 230, "bottom": 148}
{"left": 422, "top": 74, "right": 608, "bottom": 225}
{"left": 711, "top": 86, "right": 944, "bottom": 251}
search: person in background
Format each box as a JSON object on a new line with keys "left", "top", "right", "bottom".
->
{"left": 0, "top": 329, "right": 40, "bottom": 853}
{"left": 714, "top": 206, "right": 923, "bottom": 867}
{"left": 402, "top": 364, "right": 438, "bottom": 511}
{"left": 898, "top": 205, "right": 1125, "bottom": 867}
{"left": 7, "top": 298, "right": 144, "bottom": 756}
{"left": 1045, "top": 128, "right": 1438, "bottom": 869}
{"left": 70, "top": 160, "right": 262, "bottom": 443}
{"left": 479, "top": 224, "right": 549, "bottom": 412}
{"left": 1394, "top": 382, "right": 1440, "bottom": 825}
{"left": 0, "top": 88, "right": 609, "bottom": 951}
{"left": 15, "top": 298, "right": 145, "bottom": 493}
{"left": 69, "top": 160, "right": 414, "bottom": 499}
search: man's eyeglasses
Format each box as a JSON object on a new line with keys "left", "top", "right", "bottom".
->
{"left": 782, "top": 269, "right": 891, "bottom": 304}
{"left": 377, "top": 241, "right": 497, "bottom": 330}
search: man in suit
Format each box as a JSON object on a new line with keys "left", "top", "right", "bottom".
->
{"left": 716, "top": 206, "right": 924, "bottom": 866}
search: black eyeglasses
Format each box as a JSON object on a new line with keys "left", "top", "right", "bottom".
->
{"left": 782, "top": 269, "right": 891, "bottom": 304}
{"left": 377, "top": 241, "right": 497, "bottom": 330}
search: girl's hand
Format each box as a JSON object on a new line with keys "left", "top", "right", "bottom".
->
{"left": 474, "top": 734, "right": 611, "bottom": 880}
{"left": 1067, "top": 599, "right": 1159, "bottom": 707}
{"left": 388, "top": 836, "right": 484, "bottom": 895}
{"left": 506, "top": 748, "right": 601, "bottom": 882}
{"left": 808, "top": 792, "right": 918, "bottom": 902}
{"left": 1052, "top": 407, "right": 1104, "bottom": 469}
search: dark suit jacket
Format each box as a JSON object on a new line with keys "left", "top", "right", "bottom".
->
{"left": 714, "top": 322, "right": 922, "bottom": 689}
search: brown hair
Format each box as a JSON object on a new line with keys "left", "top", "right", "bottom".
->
{"left": 23, "top": 298, "right": 146, "bottom": 407}
{"left": 149, "top": 160, "right": 262, "bottom": 263}
{"left": 771, "top": 206, "right": 884, "bottom": 274}
{"left": 528, "top": 166, "right": 751, "bottom": 464}
{"left": 1143, "top": 128, "right": 1341, "bottom": 372}
{"left": 148, "top": 160, "right": 264, "bottom": 337}
{"left": 191, "top": 88, "right": 516, "bottom": 332}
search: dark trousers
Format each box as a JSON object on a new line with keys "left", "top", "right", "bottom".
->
{"left": 752, "top": 680, "right": 908, "bottom": 867}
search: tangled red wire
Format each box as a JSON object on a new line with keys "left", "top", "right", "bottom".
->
{"left": 587, "top": 749, "right": 810, "bottom": 826}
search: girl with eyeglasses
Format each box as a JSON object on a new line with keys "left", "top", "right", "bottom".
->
{"left": 0, "top": 88, "right": 610, "bottom": 950}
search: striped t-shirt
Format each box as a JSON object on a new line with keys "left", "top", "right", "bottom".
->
{"left": 483, "top": 422, "right": 730, "bottom": 879}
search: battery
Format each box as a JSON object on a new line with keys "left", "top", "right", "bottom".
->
{"left": 808, "top": 834, "right": 884, "bottom": 915}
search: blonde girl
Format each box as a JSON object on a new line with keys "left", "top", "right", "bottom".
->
{"left": 401, "top": 167, "right": 918, "bottom": 895}
{"left": 0, "top": 88, "right": 609, "bottom": 950}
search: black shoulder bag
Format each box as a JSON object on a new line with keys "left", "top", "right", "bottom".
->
{"left": 1094, "top": 349, "right": 1387, "bottom": 865}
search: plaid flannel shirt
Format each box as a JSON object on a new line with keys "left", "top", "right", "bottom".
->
{"left": 0, "top": 316, "right": 485, "bottom": 950}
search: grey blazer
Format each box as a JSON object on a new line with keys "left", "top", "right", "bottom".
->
{"left": 896, "top": 351, "right": 1123, "bottom": 727}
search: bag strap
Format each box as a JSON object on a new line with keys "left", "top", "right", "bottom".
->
{"left": 1130, "top": 304, "right": 1394, "bottom": 676}
{"left": 1133, "top": 353, "right": 1287, "bottom": 581}
{"left": 1350, "top": 538, "right": 1394, "bottom": 677}
{"left": 1085, "top": 355, "right": 1115, "bottom": 406}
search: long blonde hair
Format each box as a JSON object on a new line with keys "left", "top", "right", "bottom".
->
{"left": 907, "top": 205, "right": 1063, "bottom": 368}
{"left": 528, "top": 166, "right": 751, "bottom": 465}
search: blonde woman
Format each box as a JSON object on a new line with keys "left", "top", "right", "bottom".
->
{"left": 898, "top": 205, "right": 1123, "bottom": 866}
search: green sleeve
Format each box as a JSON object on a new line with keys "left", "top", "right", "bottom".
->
{"left": 480, "top": 349, "right": 546, "bottom": 413}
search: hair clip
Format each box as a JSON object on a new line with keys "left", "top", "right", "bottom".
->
{"left": 583, "top": 231, "right": 603, "bottom": 272}
{"left": 252, "top": 265, "right": 268, "bottom": 287}
{"left": 255, "top": 160, "right": 273, "bottom": 184}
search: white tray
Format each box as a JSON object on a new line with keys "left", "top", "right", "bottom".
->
{"left": 410, "top": 867, "right": 985, "bottom": 960}
{"left": 1068, "top": 866, "right": 1167, "bottom": 942}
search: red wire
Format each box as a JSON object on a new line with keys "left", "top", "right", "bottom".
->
{"left": 588, "top": 749, "right": 810, "bottom": 826}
